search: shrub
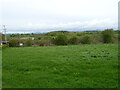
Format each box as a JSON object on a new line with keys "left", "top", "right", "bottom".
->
{"left": 90, "top": 35, "right": 102, "bottom": 44}
{"left": 37, "top": 37, "right": 42, "bottom": 40}
{"left": 52, "top": 34, "right": 68, "bottom": 45}
{"left": 80, "top": 36, "right": 91, "bottom": 44}
{"left": 25, "top": 39, "right": 32, "bottom": 46}
{"left": 39, "top": 40, "right": 47, "bottom": 46}
{"left": 35, "top": 39, "right": 52, "bottom": 46}
{"left": 101, "top": 29, "right": 114, "bottom": 43}
{"left": 9, "top": 39, "right": 19, "bottom": 47}
{"left": 68, "top": 36, "right": 78, "bottom": 44}
{"left": 2, "top": 45, "right": 9, "bottom": 49}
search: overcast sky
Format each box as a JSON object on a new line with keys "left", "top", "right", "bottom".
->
{"left": 0, "top": 0, "right": 119, "bottom": 33}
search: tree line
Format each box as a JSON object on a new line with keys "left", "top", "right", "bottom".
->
{"left": 2, "top": 29, "right": 119, "bottom": 47}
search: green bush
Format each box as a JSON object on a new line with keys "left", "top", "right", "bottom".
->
{"left": 80, "top": 36, "right": 91, "bottom": 44}
{"left": 68, "top": 36, "right": 78, "bottom": 44}
{"left": 52, "top": 34, "right": 68, "bottom": 45}
{"left": 1, "top": 45, "right": 9, "bottom": 49}
{"left": 37, "top": 37, "right": 42, "bottom": 40}
{"left": 101, "top": 29, "right": 114, "bottom": 43}
{"left": 9, "top": 39, "right": 19, "bottom": 47}
{"left": 35, "top": 39, "right": 50, "bottom": 46}
{"left": 90, "top": 35, "right": 102, "bottom": 44}
{"left": 25, "top": 39, "right": 32, "bottom": 46}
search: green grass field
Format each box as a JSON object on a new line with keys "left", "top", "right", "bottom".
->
{"left": 0, "top": 48, "right": 2, "bottom": 89}
{"left": 2, "top": 44, "right": 118, "bottom": 88}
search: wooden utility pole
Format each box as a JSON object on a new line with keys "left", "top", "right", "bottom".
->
{"left": 3, "top": 25, "right": 7, "bottom": 41}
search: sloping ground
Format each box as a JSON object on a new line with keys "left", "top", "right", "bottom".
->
{"left": 2, "top": 44, "right": 118, "bottom": 88}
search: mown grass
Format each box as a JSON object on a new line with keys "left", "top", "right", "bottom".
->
{"left": 2, "top": 44, "right": 118, "bottom": 88}
{"left": 0, "top": 48, "right": 2, "bottom": 89}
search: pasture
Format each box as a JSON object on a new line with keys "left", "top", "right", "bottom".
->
{"left": 2, "top": 44, "right": 118, "bottom": 88}
{"left": 0, "top": 49, "right": 2, "bottom": 89}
